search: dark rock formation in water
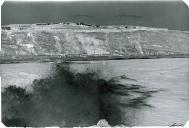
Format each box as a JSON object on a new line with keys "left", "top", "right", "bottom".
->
{"left": 2, "top": 62, "right": 160, "bottom": 127}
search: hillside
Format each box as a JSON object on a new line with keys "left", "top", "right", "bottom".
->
{"left": 1, "top": 23, "right": 189, "bottom": 63}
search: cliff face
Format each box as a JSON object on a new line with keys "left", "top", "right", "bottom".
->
{"left": 1, "top": 25, "right": 189, "bottom": 62}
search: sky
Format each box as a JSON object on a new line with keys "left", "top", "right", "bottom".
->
{"left": 4, "top": 0, "right": 184, "bottom": 1}
{"left": 1, "top": 0, "right": 189, "bottom": 30}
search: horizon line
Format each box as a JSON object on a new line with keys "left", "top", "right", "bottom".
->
{"left": 5, "top": 0, "right": 182, "bottom": 2}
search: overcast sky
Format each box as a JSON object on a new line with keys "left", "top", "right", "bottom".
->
{"left": 2, "top": 0, "right": 189, "bottom": 30}
{"left": 4, "top": 0, "right": 184, "bottom": 1}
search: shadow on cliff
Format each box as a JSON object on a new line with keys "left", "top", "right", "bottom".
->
{"left": 2, "top": 62, "right": 159, "bottom": 127}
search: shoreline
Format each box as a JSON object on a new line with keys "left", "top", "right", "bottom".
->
{"left": 1, "top": 54, "right": 189, "bottom": 64}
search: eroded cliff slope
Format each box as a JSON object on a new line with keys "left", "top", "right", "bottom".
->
{"left": 1, "top": 24, "right": 189, "bottom": 62}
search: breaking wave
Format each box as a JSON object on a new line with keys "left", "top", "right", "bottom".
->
{"left": 2, "top": 62, "right": 160, "bottom": 127}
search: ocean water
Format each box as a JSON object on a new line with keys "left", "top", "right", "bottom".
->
{"left": 0, "top": 58, "right": 189, "bottom": 126}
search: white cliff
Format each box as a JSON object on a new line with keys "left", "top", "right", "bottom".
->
{"left": 1, "top": 23, "right": 189, "bottom": 62}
